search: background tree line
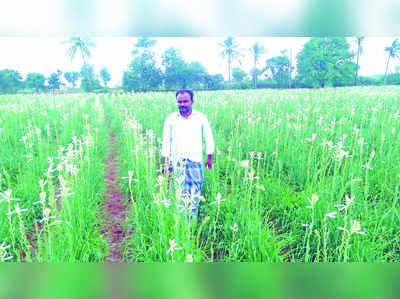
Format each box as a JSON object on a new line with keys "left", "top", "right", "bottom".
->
{"left": 122, "top": 36, "right": 400, "bottom": 92}
{"left": 0, "top": 66, "right": 111, "bottom": 94}
{"left": 1, "top": 36, "right": 400, "bottom": 94}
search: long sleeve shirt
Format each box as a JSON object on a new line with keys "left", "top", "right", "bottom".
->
{"left": 161, "top": 109, "right": 215, "bottom": 165}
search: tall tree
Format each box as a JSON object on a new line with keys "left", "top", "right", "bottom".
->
{"left": 133, "top": 37, "right": 157, "bottom": 51}
{"left": 26, "top": 73, "right": 46, "bottom": 92}
{"left": 232, "top": 67, "right": 247, "bottom": 82}
{"left": 296, "top": 37, "right": 356, "bottom": 88}
{"left": 99, "top": 67, "right": 111, "bottom": 87}
{"left": 203, "top": 74, "right": 224, "bottom": 90}
{"left": 218, "top": 37, "right": 244, "bottom": 85}
{"left": 384, "top": 38, "right": 400, "bottom": 85}
{"left": 63, "top": 37, "right": 96, "bottom": 65}
{"left": 264, "top": 52, "right": 292, "bottom": 88}
{"left": 80, "top": 64, "right": 100, "bottom": 92}
{"left": 64, "top": 71, "right": 80, "bottom": 88}
{"left": 161, "top": 48, "right": 209, "bottom": 90}
{"left": 183, "top": 61, "right": 208, "bottom": 88}
{"left": 0, "top": 69, "right": 22, "bottom": 93}
{"left": 47, "top": 70, "right": 63, "bottom": 91}
{"left": 162, "top": 48, "right": 187, "bottom": 89}
{"left": 122, "top": 71, "right": 140, "bottom": 92}
{"left": 249, "top": 42, "right": 266, "bottom": 88}
{"left": 123, "top": 37, "right": 162, "bottom": 92}
{"left": 288, "top": 48, "right": 293, "bottom": 88}
{"left": 354, "top": 36, "right": 364, "bottom": 86}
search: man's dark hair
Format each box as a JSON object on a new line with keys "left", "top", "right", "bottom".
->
{"left": 176, "top": 89, "right": 194, "bottom": 100}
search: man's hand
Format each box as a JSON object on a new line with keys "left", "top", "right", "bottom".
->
{"left": 205, "top": 155, "right": 213, "bottom": 170}
{"left": 162, "top": 164, "right": 173, "bottom": 175}
{"left": 162, "top": 158, "right": 173, "bottom": 175}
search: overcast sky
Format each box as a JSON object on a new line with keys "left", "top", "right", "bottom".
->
{"left": 0, "top": 36, "right": 399, "bottom": 87}
{"left": 1, "top": 0, "right": 399, "bottom": 87}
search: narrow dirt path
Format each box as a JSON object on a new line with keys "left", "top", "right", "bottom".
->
{"left": 100, "top": 132, "right": 132, "bottom": 262}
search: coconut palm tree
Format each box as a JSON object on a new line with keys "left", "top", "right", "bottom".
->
{"left": 354, "top": 36, "right": 364, "bottom": 86}
{"left": 63, "top": 37, "right": 96, "bottom": 65}
{"left": 249, "top": 42, "right": 266, "bottom": 88}
{"left": 218, "top": 37, "right": 244, "bottom": 84}
{"left": 384, "top": 38, "right": 400, "bottom": 85}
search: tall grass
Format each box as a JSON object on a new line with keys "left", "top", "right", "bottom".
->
{"left": 0, "top": 94, "right": 108, "bottom": 261}
{"left": 0, "top": 86, "right": 399, "bottom": 262}
{"left": 109, "top": 86, "right": 400, "bottom": 262}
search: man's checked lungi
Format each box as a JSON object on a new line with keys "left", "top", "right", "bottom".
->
{"left": 173, "top": 158, "right": 204, "bottom": 218}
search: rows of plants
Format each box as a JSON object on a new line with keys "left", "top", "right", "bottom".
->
{"left": 0, "top": 94, "right": 108, "bottom": 261}
{"left": 1, "top": 86, "right": 399, "bottom": 262}
{"left": 110, "top": 86, "right": 400, "bottom": 262}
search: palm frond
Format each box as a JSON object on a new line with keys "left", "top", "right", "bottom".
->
{"left": 64, "top": 36, "right": 95, "bottom": 64}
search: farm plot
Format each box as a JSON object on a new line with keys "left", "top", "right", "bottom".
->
{"left": 111, "top": 86, "right": 400, "bottom": 262}
{"left": 0, "top": 86, "right": 399, "bottom": 262}
{"left": 0, "top": 94, "right": 108, "bottom": 261}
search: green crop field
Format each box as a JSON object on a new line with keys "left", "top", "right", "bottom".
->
{"left": 0, "top": 86, "right": 399, "bottom": 262}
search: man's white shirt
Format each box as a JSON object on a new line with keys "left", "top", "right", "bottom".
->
{"left": 161, "top": 109, "right": 215, "bottom": 165}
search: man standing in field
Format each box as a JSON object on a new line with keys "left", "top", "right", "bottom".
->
{"left": 161, "top": 89, "right": 214, "bottom": 219}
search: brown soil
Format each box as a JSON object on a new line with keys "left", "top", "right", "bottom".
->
{"left": 100, "top": 132, "right": 132, "bottom": 262}
{"left": 24, "top": 131, "right": 132, "bottom": 262}
{"left": 23, "top": 190, "right": 62, "bottom": 261}
{"left": 22, "top": 224, "right": 41, "bottom": 261}
{"left": 263, "top": 214, "right": 292, "bottom": 262}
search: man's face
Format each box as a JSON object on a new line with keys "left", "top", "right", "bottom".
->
{"left": 176, "top": 92, "right": 193, "bottom": 115}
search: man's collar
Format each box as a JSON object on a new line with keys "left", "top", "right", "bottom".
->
{"left": 177, "top": 109, "right": 196, "bottom": 119}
